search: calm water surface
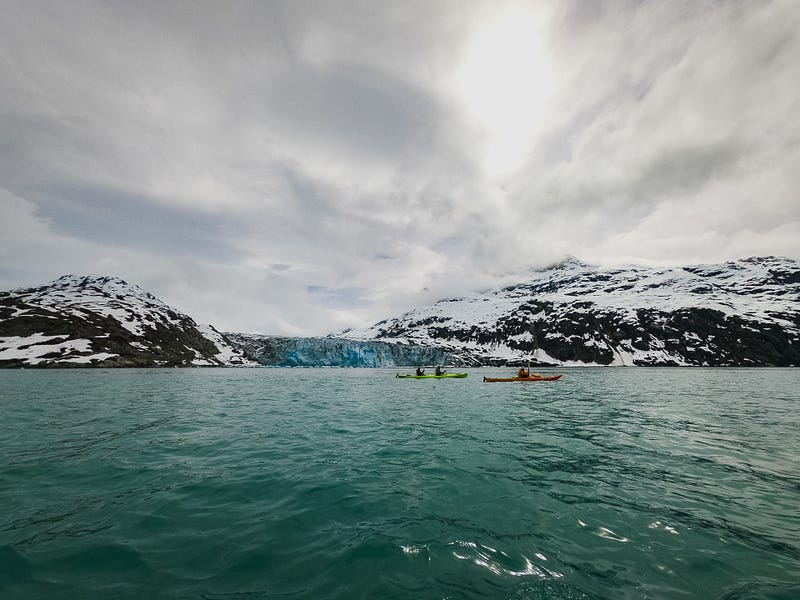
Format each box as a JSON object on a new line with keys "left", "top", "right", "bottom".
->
{"left": 1, "top": 367, "right": 799, "bottom": 599}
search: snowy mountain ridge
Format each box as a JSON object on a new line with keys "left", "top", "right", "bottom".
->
{"left": 0, "top": 274, "right": 251, "bottom": 367}
{"left": 344, "top": 256, "right": 800, "bottom": 366}
{"left": 1, "top": 257, "right": 798, "bottom": 368}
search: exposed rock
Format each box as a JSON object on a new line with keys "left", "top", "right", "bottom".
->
{"left": 344, "top": 256, "right": 800, "bottom": 367}
{"left": 0, "top": 275, "right": 252, "bottom": 368}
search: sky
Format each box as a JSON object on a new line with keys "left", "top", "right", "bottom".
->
{"left": 1, "top": 0, "right": 799, "bottom": 335}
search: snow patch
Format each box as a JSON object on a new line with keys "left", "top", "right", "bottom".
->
{"left": 0, "top": 334, "right": 98, "bottom": 365}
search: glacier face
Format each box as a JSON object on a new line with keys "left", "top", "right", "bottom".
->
{"left": 343, "top": 257, "right": 800, "bottom": 367}
{"left": 0, "top": 275, "right": 253, "bottom": 368}
{"left": 226, "top": 334, "right": 447, "bottom": 368}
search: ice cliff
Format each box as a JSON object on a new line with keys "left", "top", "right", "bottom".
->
{"left": 226, "top": 334, "right": 446, "bottom": 367}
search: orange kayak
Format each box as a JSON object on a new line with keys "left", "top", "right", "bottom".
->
{"left": 483, "top": 374, "right": 562, "bottom": 382}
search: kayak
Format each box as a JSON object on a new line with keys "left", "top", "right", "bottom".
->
{"left": 396, "top": 373, "right": 468, "bottom": 379}
{"left": 483, "top": 374, "right": 562, "bottom": 382}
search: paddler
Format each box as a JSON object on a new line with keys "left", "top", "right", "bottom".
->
{"left": 435, "top": 366, "right": 446, "bottom": 375}
{"left": 416, "top": 367, "right": 425, "bottom": 376}
{"left": 517, "top": 367, "right": 530, "bottom": 378}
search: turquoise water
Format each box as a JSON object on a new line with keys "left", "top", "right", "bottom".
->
{"left": 1, "top": 368, "right": 799, "bottom": 599}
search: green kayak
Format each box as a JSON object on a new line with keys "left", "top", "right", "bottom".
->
{"left": 396, "top": 373, "right": 468, "bottom": 379}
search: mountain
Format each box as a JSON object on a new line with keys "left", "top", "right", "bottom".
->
{"left": 343, "top": 257, "right": 800, "bottom": 367}
{"left": 2, "top": 258, "right": 798, "bottom": 368}
{"left": 0, "top": 275, "right": 252, "bottom": 368}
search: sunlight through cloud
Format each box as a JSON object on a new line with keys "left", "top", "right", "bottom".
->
{"left": 451, "top": 3, "right": 555, "bottom": 179}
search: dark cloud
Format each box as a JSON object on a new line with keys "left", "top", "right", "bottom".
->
{"left": 306, "top": 285, "right": 369, "bottom": 309}
{"left": 632, "top": 142, "right": 743, "bottom": 201}
{"left": 33, "top": 185, "right": 245, "bottom": 261}
{"left": 266, "top": 62, "right": 441, "bottom": 159}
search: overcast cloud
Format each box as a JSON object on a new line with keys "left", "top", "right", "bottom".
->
{"left": 1, "top": 0, "right": 798, "bottom": 335}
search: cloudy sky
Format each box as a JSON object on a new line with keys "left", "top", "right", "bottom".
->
{"left": 1, "top": 0, "right": 798, "bottom": 335}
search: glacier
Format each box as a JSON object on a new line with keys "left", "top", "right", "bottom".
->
{"left": 226, "top": 334, "right": 448, "bottom": 367}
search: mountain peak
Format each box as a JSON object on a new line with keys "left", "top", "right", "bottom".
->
{"left": 540, "top": 256, "right": 592, "bottom": 271}
{"left": 47, "top": 274, "right": 159, "bottom": 303}
{"left": 55, "top": 274, "right": 131, "bottom": 287}
{"left": 346, "top": 257, "right": 800, "bottom": 367}
{"left": 1, "top": 274, "right": 252, "bottom": 368}
{"left": 737, "top": 256, "right": 792, "bottom": 266}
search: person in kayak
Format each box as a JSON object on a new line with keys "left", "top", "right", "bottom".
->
{"left": 416, "top": 367, "right": 425, "bottom": 376}
{"left": 517, "top": 367, "right": 530, "bottom": 378}
{"left": 435, "top": 366, "right": 447, "bottom": 375}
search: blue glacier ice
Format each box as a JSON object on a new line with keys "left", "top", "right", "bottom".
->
{"left": 226, "top": 334, "right": 448, "bottom": 367}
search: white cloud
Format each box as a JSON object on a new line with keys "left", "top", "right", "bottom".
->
{"left": 1, "top": 0, "right": 797, "bottom": 335}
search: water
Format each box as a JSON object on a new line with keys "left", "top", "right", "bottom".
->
{"left": 1, "top": 368, "right": 798, "bottom": 599}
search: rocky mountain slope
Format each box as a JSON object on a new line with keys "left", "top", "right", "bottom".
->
{"left": 0, "top": 275, "right": 252, "bottom": 368}
{"left": 343, "top": 257, "right": 800, "bottom": 367}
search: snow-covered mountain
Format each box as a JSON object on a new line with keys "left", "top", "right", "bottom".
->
{"left": 2, "top": 258, "right": 798, "bottom": 368}
{"left": 344, "top": 257, "right": 800, "bottom": 367}
{"left": 0, "top": 275, "right": 252, "bottom": 367}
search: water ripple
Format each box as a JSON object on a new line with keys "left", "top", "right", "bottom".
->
{"left": 1, "top": 367, "right": 799, "bottom": 599}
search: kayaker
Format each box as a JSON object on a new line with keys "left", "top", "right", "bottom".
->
{"left": 435, "top": 366, "right": 446, "bottom": 376}
{"left": 517, "top": 367, "right": 530, "bottom": 378}
{"left": 416, "top": 367, "right": 425, "bottom": 376}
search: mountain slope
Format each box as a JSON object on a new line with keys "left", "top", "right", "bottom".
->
{"left": 3, "top": 258, "right": 797, "bottom": 368}
{"left": 344, "top": 257, "right": 800, "bottom": 367}
{"left": 0, "top": 275, "right": 252, "bottom": 367}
